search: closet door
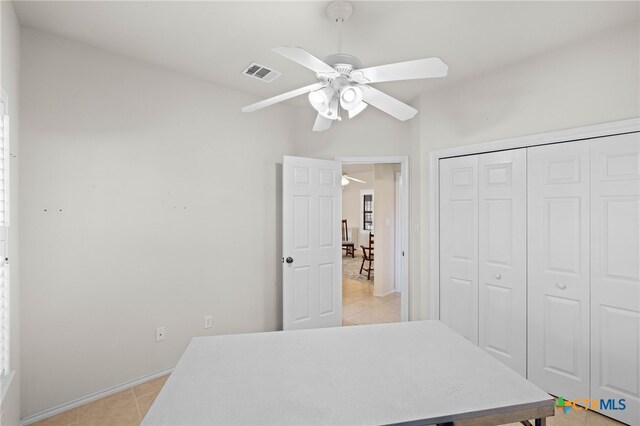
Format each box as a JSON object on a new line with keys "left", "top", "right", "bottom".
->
{"left": 478, "top": 149, "right": 527, "bottom": 376}
{"left": 528, "top": 141, "right": 590, "bottom": 400}
{"left": 590, "top": 133, "right": 640, "bottom": 425}
{"left": 439, "top": 155, "right": 478, "bottom": 344}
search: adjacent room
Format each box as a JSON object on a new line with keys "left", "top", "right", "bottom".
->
{"left": 341, "top": 162, "right": 403, "bottom": 326}
{"left": 0, "top": 1, "right": 638, "bottom": 426}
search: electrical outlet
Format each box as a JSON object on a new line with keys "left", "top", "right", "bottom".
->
{"left": 204, "top": 315, "right": 213, "bottom": 329}
{"left": 156, "top": 326, "right": 166, "bottom": 342}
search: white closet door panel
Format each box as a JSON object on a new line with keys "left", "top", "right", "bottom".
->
{"left": 478, "top": 149, "right": 527, "bottom": 377}
{"left": 590, "top": 133, "right": 640, "bottom": 425}
{"left": 440, "top": 155, "right": 479, "bottom": 344}
{"left": 528, "top": 141, "right": 590, "bottom": 401}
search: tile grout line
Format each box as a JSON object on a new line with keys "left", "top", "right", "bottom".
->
{"left": 133, "top": 390, "right": 143, "bottom": 424}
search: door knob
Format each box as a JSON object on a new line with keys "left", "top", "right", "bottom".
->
{"left": 286, "top": 257, "right": 294, "bottom": 264}
{"left": 556, "top": 283, "right": 566, "bottom": 290}
{"left": 495, "top": 274, "right": 502, "bottom": 280}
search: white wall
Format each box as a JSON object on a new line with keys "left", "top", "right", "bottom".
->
{"left": 407, "top": 98, "right": 423, "bottom": 318}
{"left": 419, "top": 22, "right": 640, "bottom": 318}
{"left": 294, "top": 108, "right": 412, "bottom": 159}
{"left": 19, "top": 29, "right": 298, "bottom": 417}
{"left": 0, "top": 1, "right": 21, "bottom": 424}
{"left": 372, "top": 164, "right": 396, "bottom": 297}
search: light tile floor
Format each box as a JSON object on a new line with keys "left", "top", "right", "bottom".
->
{"left": 342, "top": 277, "right": 401, "bottom": 326}
{"left": 30, "top": 375, "right": 168, "bottom": 426}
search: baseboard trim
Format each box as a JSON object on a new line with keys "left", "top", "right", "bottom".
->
{"left": 373, "top": 288, "right": 396, "bottom": 298}
{"left": 20, "top": 367, "right": 174, "bottom": 425}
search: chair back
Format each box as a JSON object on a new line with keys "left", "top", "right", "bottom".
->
{"left": 361, "top": 232, "right": 374, "bottom": 261}
{"left": 341, "top": 219, "right": 349, "bottom": 242}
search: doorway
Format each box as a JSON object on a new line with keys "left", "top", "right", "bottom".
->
{"left": 338, "top": 156, "right": 409, "bottom": 325}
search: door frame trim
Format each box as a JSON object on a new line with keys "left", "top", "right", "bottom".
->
{"left": 428, "top": 118, "right": 640, "bottom": 320}
{"left": 336, "top": 156, "right": 410, "bottom": 322}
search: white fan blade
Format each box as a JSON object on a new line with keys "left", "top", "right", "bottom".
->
{"left": 361, "top": 86, "right": 417, "bottom": 121}
{"left": 353, "top": 57, "right": 448, "bottom": 84}
{"left": 346, "top": 176, "right": 366, "bottom": 184}
{"left": 273, "top": 47, "right": 340, "bottom": 76}
{"left": 313, "top": 113, "right": 333, "bottom": 132}
{"left": 241, "top": 82, "right": 324, "bottom": 112}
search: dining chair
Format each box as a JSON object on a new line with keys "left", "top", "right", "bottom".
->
{"left": 360, "top": 232, "right": 374, "bottom": 280}
{"left": 341, "top": 219, "right": 355, "bottom": 258}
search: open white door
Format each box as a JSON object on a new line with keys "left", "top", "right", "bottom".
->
{"left": 283, "top": 156, "right": 342, "bottom": 330}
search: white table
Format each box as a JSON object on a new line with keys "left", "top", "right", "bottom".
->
{"left": 142, "top": 321, "right": 554, "bottom": 425}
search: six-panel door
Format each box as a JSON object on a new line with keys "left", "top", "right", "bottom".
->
{"left": 527, "top": 141, "right": 591, "bottom": 401}
{"left": 439, "top": 155, "right": 479, "bottom": 344}
{"left": 439, "top": 134, "right": 639, "bottom": 418}
{"left": 282, "top": 156, "right": 342, "bottom": 330}
{"left": 590, "top": 133, "right": 640, "bottom": 424}
{"left": 478, "top": 149, "right": 527, "bottom": 377}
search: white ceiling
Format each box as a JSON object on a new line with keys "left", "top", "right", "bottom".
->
{"left": 13, "top": 1, "right": 639, "bottom": 106}
{"left": 343, "top": 163, "right": 375, "bottom": 174}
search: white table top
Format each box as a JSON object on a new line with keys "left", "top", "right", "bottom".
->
{"left": 143, "top": 320, "right": 553, "bottom": 425}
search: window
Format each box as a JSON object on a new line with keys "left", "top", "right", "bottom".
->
{"left": 0, "top": 93, "right": 10, "bottom": 378}
{"left": 360, "top": 190, "right": 374, "bottom": 232}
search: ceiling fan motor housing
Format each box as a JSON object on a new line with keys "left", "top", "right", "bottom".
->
{"left": 323, "top": 53, "right": 363, "bottom": 72}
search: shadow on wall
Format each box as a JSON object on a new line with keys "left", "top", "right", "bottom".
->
{"left": 273, "top": 163, "right": 283, "bottom": 330}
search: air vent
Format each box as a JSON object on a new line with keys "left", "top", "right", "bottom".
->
{"left": 242, "top": 62, "right": 282, "bottom": 83}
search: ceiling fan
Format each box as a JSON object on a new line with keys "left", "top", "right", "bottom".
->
{"left": 341, "top": 174, "right": 366, "bottom": 186}
{"left": 241, "top": 1, "right": 448, "bottom": 132}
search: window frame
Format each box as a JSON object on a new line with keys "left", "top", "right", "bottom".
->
{"left": 360, "top": 189, "right": 374, "bottom": 232}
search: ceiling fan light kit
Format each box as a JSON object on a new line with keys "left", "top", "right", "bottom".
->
{"left": 339, "top": 85, "right": 364, "bottom": 111}
{"left": 241, "top": 1, "right": 448, "bottom": 131}
{"left": 348, "top": 101, "right": 368, "bottom": 119}
{"left": 308, "top": 87, "right": 334, "bottom": 114}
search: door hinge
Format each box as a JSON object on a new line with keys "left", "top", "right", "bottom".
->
{"left": 402, "top": 251, "right": 405, "bottom": 256}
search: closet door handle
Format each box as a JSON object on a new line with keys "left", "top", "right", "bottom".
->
{"left": 495, "top": 274, "right": 502, "bottom": 280}
{"left": 556, "top": 283, "right": 566, "bottom": 290}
